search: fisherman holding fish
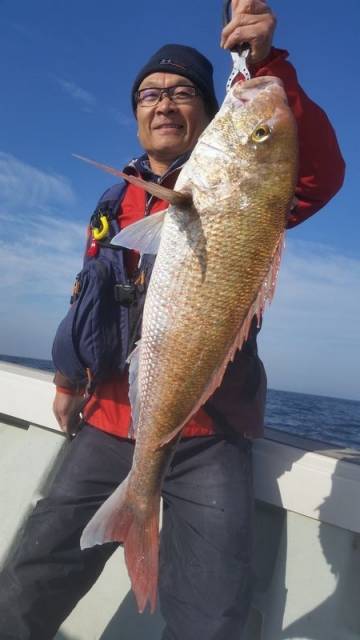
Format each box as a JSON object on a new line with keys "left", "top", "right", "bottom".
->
{"left": 0, "top": 1, "right": 345, "bottom": 638}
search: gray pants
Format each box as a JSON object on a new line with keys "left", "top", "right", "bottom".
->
{"left": 0, "top": 425, "right": 254, "bottom": 640}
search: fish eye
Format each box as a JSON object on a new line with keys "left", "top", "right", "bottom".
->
{"left": 251, "top": 124, "right": 271, "bottom": 143}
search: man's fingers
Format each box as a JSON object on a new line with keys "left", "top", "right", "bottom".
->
{"left": 60, "top": 417, "right": 81, "bottom": 438}
{"left": 53, "top": 406, "right": 63, "bottom": 428}
{"left": 53, "top": 407, "right": 80, "bottom": 436}
{"left": 221, "top": 8, "right": 276, "bottom": 63}
{"left": 231, "top": 0, "right": 270, "bottom": 16}
{"left": 53, "top": 391, "right": 85, "bottom": 437}
{"left": 222, "top": 17, "right": 274, "bottom": 50}
{"left": 222, "top": 13, "right": 266, "bottom": 43}
{"left": 54, "top": 413, "right": 71, "bottom": 434}
{"left": 222, "top": 23, "right": 267, "bottom": 53}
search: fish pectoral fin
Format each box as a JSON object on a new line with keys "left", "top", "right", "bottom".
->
{"left": 73, "top": 153, "right": 192, "bottom": 207}
{"left": 123, "top": 174, "right": 192, "bottom": 208}
{"left": 80, "top": 477, "right": 160, "bottom": 614}
{"left": 112, "top": 210, "right": 166, "bottom": 254}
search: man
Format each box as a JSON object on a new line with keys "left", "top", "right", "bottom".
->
{"left": 0, "top": 1, "right": 345, "bottom": 638}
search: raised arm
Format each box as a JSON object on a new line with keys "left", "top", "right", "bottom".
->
{"left": 251, "top": 48, "right": 345, "bottom": 227}
{"left": 221, "top": 0, "right": 345, "bottom": 227}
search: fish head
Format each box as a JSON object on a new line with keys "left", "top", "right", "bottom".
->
{"left": 186, "top": 76, "right": 298, "bottom": 218}
{"left": 229, "top": 76, "right": 298, "bottom": 167}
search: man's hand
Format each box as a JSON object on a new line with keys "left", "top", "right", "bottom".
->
{"left": 53, "top": 390, "right": 85, "bottom": 437}
{"left": 221, "top": 0, "right": 276, "bottom": 65}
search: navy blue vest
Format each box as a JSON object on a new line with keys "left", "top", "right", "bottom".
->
{"left": 52, "top": 179, "right": 155, "bottom": 391}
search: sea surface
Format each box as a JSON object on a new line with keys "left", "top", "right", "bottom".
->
{"left": 1, "top": 354, "right": 359, "bottom": 450}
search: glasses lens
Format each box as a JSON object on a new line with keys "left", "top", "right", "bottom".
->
{"left": 137, "top": 88, "right": 162, "bottom": 105}
{"left": 171, "top": 86, "right": 197, "bottom": 102}
{"left": 136, "top": 85, "right": 198, "bottom": 106}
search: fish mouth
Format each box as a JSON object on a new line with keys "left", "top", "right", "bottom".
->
{"left": 232, "top": 76, "right": 286, "bottom": 103}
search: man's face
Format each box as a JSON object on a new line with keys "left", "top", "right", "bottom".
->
{"left": 136, "top": 72, "right": 210, "bottom": 169}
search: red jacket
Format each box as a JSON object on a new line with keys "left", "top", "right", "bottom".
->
{"left": 58, "top": 47, "right": 345, "bottom": 440}
{"left": 251, "top": 48, "right": 345, "bottom": 227}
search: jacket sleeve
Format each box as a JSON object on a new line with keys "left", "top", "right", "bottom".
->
{"left": 52, "top": 227, "right": 91, "bottom": 393}
{"left": 251, "top": 48, "right": 345, "bottom": 228}
{"left": 53, "top": 181, "right": 126, "bottom": 395}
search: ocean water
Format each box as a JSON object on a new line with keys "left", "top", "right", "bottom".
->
{"left": 265, "top": 388, "right": 360, "bottom": 450}
{"left": 1, "top": 354, "right": 359, "bottom": 450}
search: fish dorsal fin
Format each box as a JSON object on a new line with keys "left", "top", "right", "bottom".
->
{"left": 73, "top": 154, "right": 192, "bottom": 207}
{"left": 112, "top": 209, "right": 166, "bottom": 254}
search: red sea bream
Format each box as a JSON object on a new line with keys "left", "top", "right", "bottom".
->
{"left": 80, "top": 76, "right": 298, "bottom": 613}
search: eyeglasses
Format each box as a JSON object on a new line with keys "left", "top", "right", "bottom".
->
{"left": 135, "top": 84, "right": 200, "bottom": 107}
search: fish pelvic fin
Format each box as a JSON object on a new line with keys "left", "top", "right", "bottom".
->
{"left": 73, "top": 154, "right": 192, "bottom": 207}
{"left": 128, "top": 342, "right": 141, "bottom": 436}
{"left": 112, "top": 210, "right": 167, "bottom": 255}
{"left": 80, "top": 476, "right": 160, "bottom": 614}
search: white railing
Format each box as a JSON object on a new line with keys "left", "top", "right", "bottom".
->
{"left": 1, "top": 360, "right": 359, "bottom": 532}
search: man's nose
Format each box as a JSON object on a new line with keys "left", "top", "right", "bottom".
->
{"left": 155, "top": 95, "right": 178, "bottom": 114}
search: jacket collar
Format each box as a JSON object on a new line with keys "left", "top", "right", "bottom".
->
{"left": 123, "top": 152, "right": 191, "bottom": 184}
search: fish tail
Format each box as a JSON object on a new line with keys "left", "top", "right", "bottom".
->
{"left": 80, "top": 476, "right": 160, "bottom": 614}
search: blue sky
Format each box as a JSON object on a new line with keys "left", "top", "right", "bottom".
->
{"left": 0, "top": 1, "right": 359, "bottom": 400}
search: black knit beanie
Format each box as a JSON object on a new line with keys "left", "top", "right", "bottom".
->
{"left": 131, "top": 44, "right": 219, "bottom": 118}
